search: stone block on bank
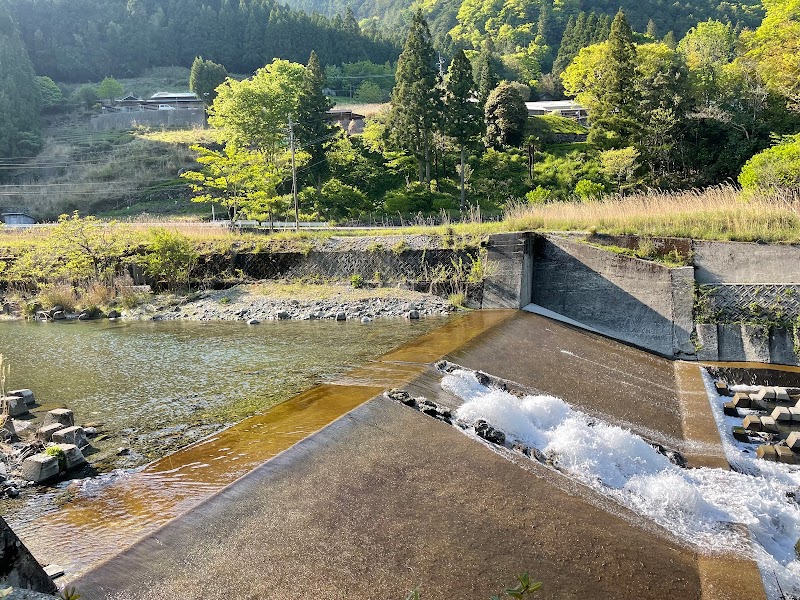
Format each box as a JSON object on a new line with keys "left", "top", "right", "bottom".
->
{"left": 51, "top": 426, "right": 88, "bottom": 448}
{"left": 743, "top": 415, "right": 762, "bottom": 431}
{"left": 789, "top": 407, "right": 800, "bottom": 422}
{"left": 21, "top": 453, "right": 59, "bottom": 483}
{"left": 775, "top": 445, "right": 800, "bottom": 465}
{"left": 756, "top": 445, "right": 777, "bottom": 461}
{"left": 36, "top": 423, "right": 64, "bottom": 443}
{"left": 761, "top": 416, "right": 779, "bottom": 433}
{"left": 748, "top": 394, "right": 768, "bottom": 411}
{"left": 1, "top": 395, "right": 28, "bottom": 417}
{"left": 55, "top": 444, "right": 86, "bottom": 469}
{"left": 43, "top": 408, "right": 74, "bottom": 428}
{"left": 8, "top": 389, "right": 35, "bottom": 407}
{"left": 775, "top": 387, "right": 791, "bottom": 402}
{"left": 787, "top": 431, "right": 800, "bottom": 450}
{"left": 772, "top": 406, "right": 792, "bottom": 422}
{"left": 714, "top": 380, "right": 730, "bottom": 396}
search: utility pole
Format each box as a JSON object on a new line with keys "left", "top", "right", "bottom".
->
{"left": 288, "top": 113, "right": 299, "bottom": 232}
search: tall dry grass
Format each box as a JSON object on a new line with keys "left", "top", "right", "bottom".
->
{"left": 502, "top": 186, "right": 800, "bottom": 243}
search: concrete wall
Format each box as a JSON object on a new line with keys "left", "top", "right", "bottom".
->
{"left": 481, "top": 232, "right": 533, "bottom": 309}
{"left": 0, "top": 516, "right": 57, "bottom": 594}
{"left": 694, "top": 240, "right": 800, "bottom": 284}
{"left": 90, "top": 110, "right": 206, "bottom": 131}
{"left": 530, "top": 235, "right": 694, "bottom": 358}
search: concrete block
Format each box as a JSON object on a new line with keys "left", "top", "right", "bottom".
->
{"left": 787, "top": 431, "right": 800, "bottom": 450}
{"left": 756, "top": 445, "right": 777, "bottom": 461}
{"left": 772, "top": 407, "right": 792, "bottom": 422}
{"left": 43, "top": 408, "right": 74, "bottom": 427}
{"left": 52, "top": 425, "right": 88, "bottom": 448}
{"left": 717, "top": 324, "right": 746, "bottom": 362}
{"left": 732, "top": 426, "right": 751, "bottom": 442}
{"left": 748, "top": 394, "right": 769, "bottom": 411}
{"left": 695, "top": 324, "right": 719, "bottom": 361}
{"left": 743, "top": 415, "right": 762, "bottom": 431}
{"left": 8, "top": 388, "right": 35, "bottom": 407}
{"left": 732, "top": 393, "right": 751, "bottom": 409}
{"left": 769, "top": 327, "right": 799, "bottom": 366}
{"left": 789, "top": 407, "right": 800, "bottom": 422}
{"left": 1, "top": 395, "right": 28, "bottom": 417}
{"left": 761, "top": 416, "right": 779, "bottom": 433}
{"left": 775, "top": 387, "right": 791, "bottom": 402}
{"left": 36, "top": 423, "right": 64, "bottom": 443}
{"left": 723, "top": 402, "right": 738, "bottom": 417}
{"left": 775, "top": 445, "right": 800, "bottom": 465}
{"left": 55, "top": 443, "right": 86, "bottom": 469}
{"left": 21, "top": 453, "right": 59, "bottom": 483}
{"left": 742, "top": 325, "right": 770, "bottom": 362}
{"left": 714, "top": 380, "right": 729, "bottom": 396}
{"left": 755, "top": 387, "right": 777, "bottom": 401}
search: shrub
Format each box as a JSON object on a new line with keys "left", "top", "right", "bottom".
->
{"left": 40, "top": 283, "right": 76, "bottom": 312}
{"left": 45, "top": 445, "right": 66, "bottom": 471}
{"left": 739, "top": 135, "right": 800, "bottom": 192}
{"left": 526, "top": 186, "right": 551, "bottom": 204}
{"left": 574, "top": 179, "right": 605, "bottom": 200}
{"left": 141, "top": 229, "right": 197, "bottom": 290}
{"left": 350, "top": 274, "right": 364, "bottom": 289}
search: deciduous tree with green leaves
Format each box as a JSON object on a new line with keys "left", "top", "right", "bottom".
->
{"left": 484, "top": 82, "right": 528, "bottom": 150}
{"left": 209, "top": 59, "right": 307, "bottom": 160}
{"left": 390, "top": 9, "right": 442, "bottom": 184}
{"left": 96, "top": 76, "right": 124, "bottom": 103}
{"left": 444, "top": 49, "right": 483, "bottom": 210}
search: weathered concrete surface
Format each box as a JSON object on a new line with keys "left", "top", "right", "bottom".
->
{"left": 447, "top": 311, "right": 685, "bottom": 443}
{"left": 770, "top": 327, "right": 798, "bottom": 365}
{"left": 718, "top": 324, "right": 746, "bottom": 362}
{"left": 531, "top": 235, "right": 694, "bottom": 357}
{"left": 741, "top": 325, "right": 770, "bottom": 363}
{"left": 693, "top": 240, "right": 800, "bottom": 284}
{"left": 73, "top": 397, "right": 704, "bottom": 600}
{"left": 696, "top": 323, "right": 719, "bottom": 361}
{"left": 0, "top": 517, "right": 57, "bottom": 594}
{"left": 481, "top": 232, "right": 533, "bottom": 309}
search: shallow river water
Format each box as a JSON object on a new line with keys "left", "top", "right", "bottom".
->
{"left": 0, "top": 317, "right": 447, "bottom": 462}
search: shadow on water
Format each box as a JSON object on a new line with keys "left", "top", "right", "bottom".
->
{"left": 11, "top": 310, "right": 514, "bottom": 580}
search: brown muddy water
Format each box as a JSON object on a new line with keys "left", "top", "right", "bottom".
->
{"left": 3, "top": 311, "right": 513, "bottom": 581}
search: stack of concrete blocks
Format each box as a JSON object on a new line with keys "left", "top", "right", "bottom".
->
{"left": 24, "top": 408, "right": 87, "bottom": 483}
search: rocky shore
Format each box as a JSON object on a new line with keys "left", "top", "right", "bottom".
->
{"left": 124, "top": 283, "right": 458, "bottom": 323}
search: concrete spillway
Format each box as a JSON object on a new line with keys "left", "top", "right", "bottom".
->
{"left": 38, "top": 312, "right": 768, "bottom": 599}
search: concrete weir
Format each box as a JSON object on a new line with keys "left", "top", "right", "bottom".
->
{"left": 51, "top": 311, "right": 768, "bottom": 600}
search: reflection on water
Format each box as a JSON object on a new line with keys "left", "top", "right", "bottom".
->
{"left": 4, "top": 310, "right": 514, "bottom": 581}
{"left": 0, "top": 318, "right": 446, "bottom": 460}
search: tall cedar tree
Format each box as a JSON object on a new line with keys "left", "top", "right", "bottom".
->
{"left": 444, "top": 50, "right": 482, "bottom": 211}
{"left": 484, "top": 82, "right": 527, "bottom": 149}
{"left": 295, "top": 50, "right": 335, "bottom": 189}
{"left": 0, "top": 0, "right": 40, "bottom": 159}
{"left": 190, "top": 56, "right": 229, "bottom": 106}
{"left": 588, "top": 9, "right": 639, "bottom": 149}
{"left": 390, "top": 10, "right": 441, "bottom": 184}
{"left": 476, "top": 38, "right": 499, "bottom": 106}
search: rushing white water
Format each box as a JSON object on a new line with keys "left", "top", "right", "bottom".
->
{"left": 441, "top": 369, "right": 800, "bottom": 598}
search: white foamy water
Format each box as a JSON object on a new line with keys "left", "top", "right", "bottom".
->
{"left": 441, "top": 369, "right": 800, "bottom": 598}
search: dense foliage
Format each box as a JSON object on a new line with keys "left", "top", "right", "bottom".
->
{"left": 7, "top": 0, "right": 398, "bottom": 82}
{"left": 0, "top": 0, "right": 40, "bottom": 159}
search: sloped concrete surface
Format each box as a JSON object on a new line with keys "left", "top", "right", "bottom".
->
{"left": 73, "top": 397, "right": 702, "bottom": 600}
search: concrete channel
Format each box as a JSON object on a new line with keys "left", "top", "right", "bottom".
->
{"left": 43, "top": 311, "right": 766, "bottom": 600}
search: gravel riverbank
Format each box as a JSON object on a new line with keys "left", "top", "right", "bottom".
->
{"left": 124, "top": 282, "right": 459, "bottom": 322}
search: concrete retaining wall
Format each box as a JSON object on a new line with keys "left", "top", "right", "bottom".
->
{"left": 530, "top": 235, "right": 694, "bottom": 358}
{"left": 90, "top": 110, "right": 206, "bottom": 131}
{"left": 694, "top": 240, "right": 800, "bottom": 284}
{"left": 0, "top": 516, "right": 57, "bottom": 594}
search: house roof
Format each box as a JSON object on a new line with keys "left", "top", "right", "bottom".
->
{"left": 150, "top": 92, "right": 200, "bottom": 100}
{"left": 526, "top": 100, "right": 587, "bottom": 112}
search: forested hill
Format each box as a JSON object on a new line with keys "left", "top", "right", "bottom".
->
{"left": 283, "top": 0, "right": 764, "bottom": 50}
{"left": 8, "top": 0, "right": 398, "bottom": 82}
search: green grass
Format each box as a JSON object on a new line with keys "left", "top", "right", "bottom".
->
{"left": 527, "top": 114, "right": 588, "bottom": 137}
